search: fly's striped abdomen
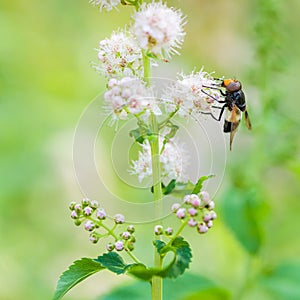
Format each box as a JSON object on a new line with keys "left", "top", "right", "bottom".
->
{"left": 223, "top": 106, "right": 241, "bottom": 133}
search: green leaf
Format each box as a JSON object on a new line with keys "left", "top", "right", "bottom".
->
{"left": 155, "top": 237, "right": 192, "bottom": 278}
{"left": 95, "top": 252, "right": 127, "bottom": 275}
{"left": 146, "top": 51, "right": 158, "bottom": 59}
{"left": 129, "top": 128, "right": 145, "bottom": 144}
{"left": 126, "top": 263, "right": 158, "bottom": 281}
{"left": 162, "top": 179, "right": 177, "bottom": 195}
{"left": 154, "top": 240, "right": 166, "bottom": 253}
{"left": 168, "top": 181, "right": 196, "bottom": 198}
{"left": 151, "top": 180, "right": 177, "bottom": 195}
{"left": 99, "top": 273, "right": 230, "bottom": 300}
{"left": 192, "top": 175, "right": 214, "bottom": 194}
{"left": 99, "top": 281, "right": 151, "bottom": 300}
{"left": 53, "top": 258, "right": 104, "bottom": 300}
{"left": 168, "top": 175, "right": 214, "bottom": 198}
{"left": 126, "top": 237, "right": 192, "bottom": 281}
{"left": 221, "top": 188, "right": 262, "bottom": 255}
{"left": 259, "top": 261, "right": 300, "bottom": 300}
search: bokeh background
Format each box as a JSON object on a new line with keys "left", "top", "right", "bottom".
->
{"left": 1, "top": 0, "right": 300, "bottom": 299}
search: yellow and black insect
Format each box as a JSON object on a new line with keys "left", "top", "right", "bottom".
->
{"left": 202, "top": 78, "right": 252, "bottom": 150}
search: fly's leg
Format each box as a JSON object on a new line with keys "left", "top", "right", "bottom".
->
{"left": 201, "top": 104, "right": 227, "bottom": 121}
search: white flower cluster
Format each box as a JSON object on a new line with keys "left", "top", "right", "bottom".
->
{"left": 89, "top": 0, "right": 120, "bottom": 11}
{"left": 132, "top": 2, "right": 185, "bottom": 57}
{"left": 163, "top": 69, "right": 220, "bottom": 117}
{"left": 130, "top": 135, "right": 189, "bottom": 185}
{"left": 104, "top": 77, "right": 161, "bottom": 121}
{"left": 95, "top": 30, "right": 144, "bottom": 78}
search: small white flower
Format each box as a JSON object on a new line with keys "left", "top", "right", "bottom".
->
{"left": 190, "top": 194, "right": 201, "bottom": 208}
{"left": 89, "top": 0, "right": 120, "bottom": 11}
{"left": 96, "top": 208, "right": 107, "bottom": 220}
{"left": 129, "top": 141, "right": 152, "bottom": 182}
{"left": 171, "top": 203, "right": 181, "bottom": 212}
{"left": 199, "top": 190, "right": 211, "bottom": 204}
{"left": 104, "top": 77, "right": 161, "bottom": 121}
{"left": 84, "top": 220, "right": 95, "bottom": 231}
{"left": 154, "top": 225, "right": 163, "bottom": 235}
{"left": 115, "top": 240, "right": 124, "bottom": 251}
{"left": 162, "top": 68, "right": 220, "bottom": 117}
{"left": 176, "top": 207, "right": 186, "bottom": 219}
{"left": 83, "top": 206, "right": 93, "bottom": 216}
{"left": 114, "top": 213, "right": 125, "bottom": 224}
{"left": 122, "top": 231, "right": 131, "bottom": 240}
{"left": 129, "top": 135, "right": 189, "bottom": 185}
{"left": 94, "top": 30, "right": 144, "bottom": 78}
{"left": 132, "top": 1, "right": 185, "bottom": 57}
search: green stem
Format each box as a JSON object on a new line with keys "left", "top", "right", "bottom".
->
{"left": 143, "top": 51, "right": 163, "bottom": 300}
{"left": 149, "top": 113, "right": 163, "bottom": 300}
{"left": 159, "top": 107, "right": 179, "bottom": 129}
{"left": 149, "top": 116, "right": 163, "bottom": 203}
{"left": 166, "top": 219, "right": 188, "bottom": 247}
{"left": 100, "top": 221, "right": 118, "bottom": 240}
{"left": 125, "top": 248, "right": 141, "bottom": 264}
{"left": 143, "top": 51, "right": 151, "bottom": 86}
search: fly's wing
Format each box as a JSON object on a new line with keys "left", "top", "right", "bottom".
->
{"left": 227, "top": 106, "right": 241, "bottom": 150}
{"left": 244, "top": 109, "right": 252, "bottom": 130}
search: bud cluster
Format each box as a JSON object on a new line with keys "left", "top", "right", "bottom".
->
{"left": 69, "top": 198, "right": 136, "bottom": 252}
{"left": 106, "top": 224, "right": 136, "bottom": 252}
{"left": 172, "top": 191, "right": 217, "bottom": 235}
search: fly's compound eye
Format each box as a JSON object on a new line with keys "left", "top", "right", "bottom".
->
{"left": 226, "top": 81, "right": 241, "bottom": 92}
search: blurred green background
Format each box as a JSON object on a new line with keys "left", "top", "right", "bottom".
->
{"left": 1, "top": 0, "right": 300, "bottom": 299}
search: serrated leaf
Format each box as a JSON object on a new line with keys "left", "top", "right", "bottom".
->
{"left": 221, "top": 188, "right": 262, "bottom": 255}
{"left": 126, "top": 263, "right": 158, "bottom": 281}
{"left": 127, "top": 238, "right": 191, "bottom": 281}
{"left": 192, "top": 175, "right": 214, "bottom": 194}
{"left": 259, "top": 261, "right": 300, "bottom": 300}
{"left": 53, "top": 258, "right": 104, "bottom": 300}
{"left": 156, "top": 237, "right": 192, "bottom": 279}
{"left": 95, "top": 252, "right": 126, "bottom": 275}
{"left": 153, "top": 240, "right": 166, "bottom": 253}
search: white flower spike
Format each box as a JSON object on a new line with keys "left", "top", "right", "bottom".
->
{"left": 94, "top": 30, "right": 144, "bottom": 78}
{"left": 132, "top": 1, "right": 186, "bottom": 57}
{"left": 163, "top": 68, "right": 220, "bottom": 117}
{"left": 104, "top": 77, "right": 161, "bottom": 122}
{"left": 130, "top": 135, "right": 189, "bottom": 185}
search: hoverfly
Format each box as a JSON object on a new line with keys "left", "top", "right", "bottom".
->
{"left": 201, "top": 78, "right": 252, "bottom": 150}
